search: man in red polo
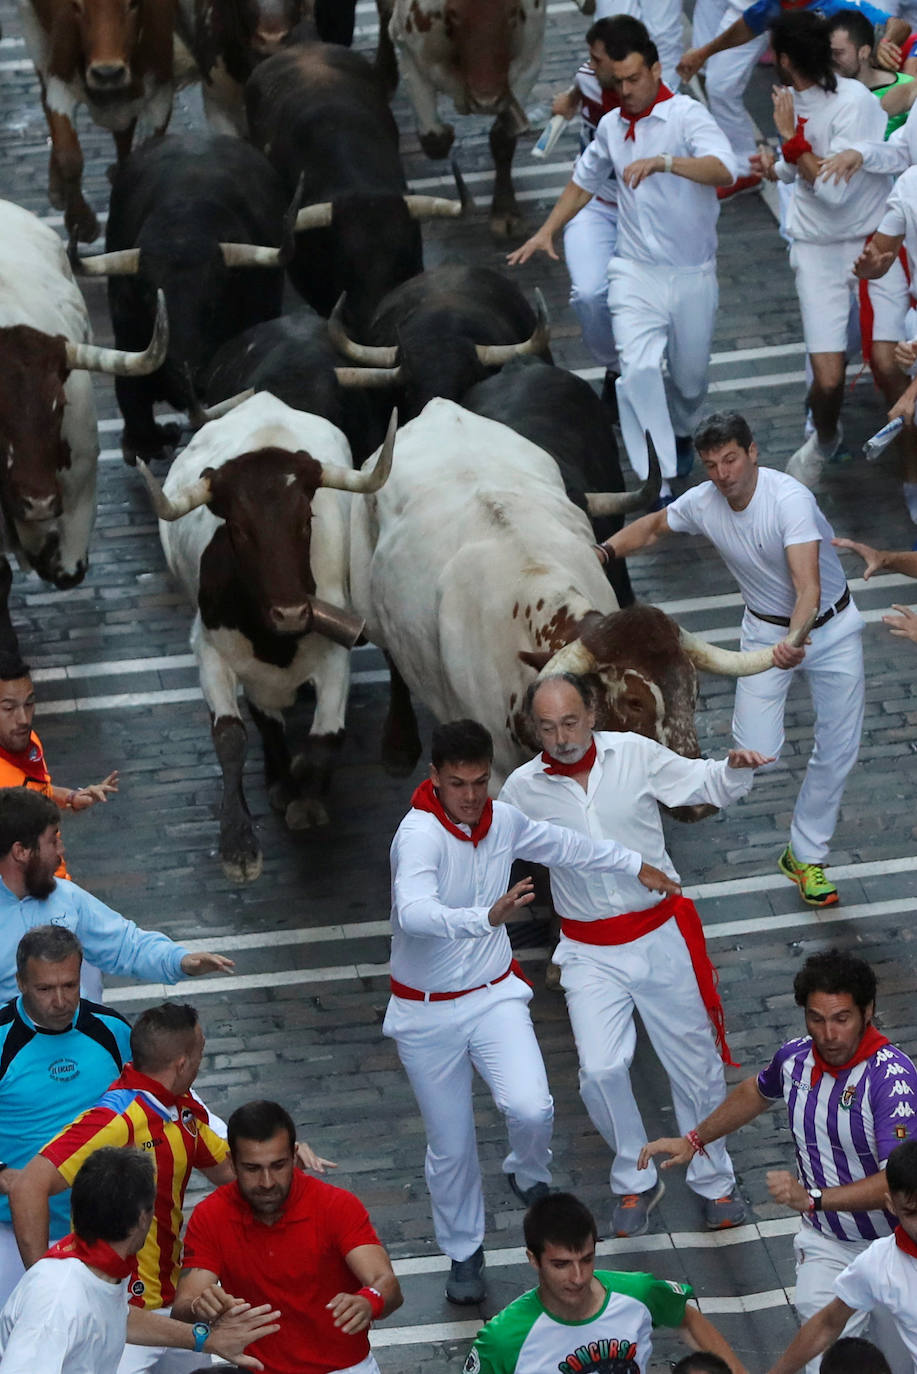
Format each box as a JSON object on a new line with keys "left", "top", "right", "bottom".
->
{"left": 173, "top": 1100, "right": 402, "bottom": 1374}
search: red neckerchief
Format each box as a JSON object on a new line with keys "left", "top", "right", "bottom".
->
{"left": 411, "top": 778, "right": 493, "bottom": 847}
{"left": 541, "top": 739, "right": 598, "bottom": 777}
{"left": 620, "top": 83, "right": 674, "bottom": 141}
{"left": 0, "top": 732, "right": 50, "bottom": 786}
{"left": 810, "top": 1025, "right": 889, "bottom": 1088}
{"left": 895, "top": 1226, "right": 917, "bottom": 1259}
{"left": 118, "top": 1063, "right": 209, "bottom": 1122}
{"left": 45, "top": 1232, "right": 136, "bottom": 1282}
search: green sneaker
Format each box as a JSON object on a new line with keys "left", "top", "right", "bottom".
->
{"left": 778, "top": 844, "right": 839, "bottom": 907}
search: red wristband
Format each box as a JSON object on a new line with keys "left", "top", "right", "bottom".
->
{"left": 686, "top": 1128, "right": 708, "bottom": 1158}
{"left": 358, "top": 1286, "right": 385, "bottom": 1319}
{"left": 781, "top": 131, "right": 813, "bottom": 165}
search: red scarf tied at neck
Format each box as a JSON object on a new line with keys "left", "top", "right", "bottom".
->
{"left": 895, "top": 1225, "right": 917, "bottom": 1259}
{"left": 411, "top": 778, "right": 493, "bottom": 847}
{"left": 542, "top": 739, "right": 597, "bottom": 777}
{"left": 620, "top": 83, "right": 674, "bottom": 141}
{"left": 810, "top": 1024, "right": 890, "bottom": 1088}
{"left": 45, "top": 1233, "right": 136, "bottom": 1282}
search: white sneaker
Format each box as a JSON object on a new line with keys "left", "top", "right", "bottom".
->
{"left": 786, "top": 427, "right": 842, "bottom": 488}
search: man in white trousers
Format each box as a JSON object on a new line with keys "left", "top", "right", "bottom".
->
{"left": 594, "top": 0, "right": 683, "bottom": 95}
{"left": 384, "top": 718, "right": 678, "bottom": 1306}
{"left": 509, "top": 25, "right": 736, "bottom": 502}
{"left": 597, "top": 411, "right": 865, "bottom": 909}
{"left": 499, "top": 675, "right": 768, "bottom": 1238}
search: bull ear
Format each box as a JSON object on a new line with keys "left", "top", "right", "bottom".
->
{"left": 518, "top": 650, "right": 552, "bottom": 671}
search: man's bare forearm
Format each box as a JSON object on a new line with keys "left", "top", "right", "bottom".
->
{"left": 9, "top": 1157, "right": 63, "bottom": 1267}
{"left": 695, "top": 1075, "right": 774, "bottom": 1145}
{"left": 605, "top": 510, "right": 671, "bottom": 558}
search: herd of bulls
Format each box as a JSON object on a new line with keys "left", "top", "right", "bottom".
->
{"left": 2, "top": 0, "right": 793, "bottom": 881}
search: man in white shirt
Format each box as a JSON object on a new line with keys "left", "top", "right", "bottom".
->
{"left": 500, "top": 676, "right": 767, "bottom": 1238}
{"left": 508, "top": 24, "right": 736, "bottom": 501}
{"left": 753, "top": 12, "right": 905, "bottom": 487}
{"left": 385, "top": 718, "right": 677, "bottom": 1306}
{"left": 597, "top": 411, "right": 865, "bottom": 909}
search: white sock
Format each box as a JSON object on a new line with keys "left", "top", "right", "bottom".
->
{"left": 660, "top": 479, "right": 672, "bottom": 499}
{"left": 902, "top": 482, "right": 917, "bottom": 524}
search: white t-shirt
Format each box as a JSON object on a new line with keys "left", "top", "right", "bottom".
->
{"left": 878, "top": 165, "right": 917, "bottom": 281}
{"left": 665, "top": 466, "right": 847, "bottom": 619}
{"left": 0, "top": 1257, "right": 129, "bottom": 1374}
{"left": 834, "top": 1234, "right": 917, "bottom": 1365}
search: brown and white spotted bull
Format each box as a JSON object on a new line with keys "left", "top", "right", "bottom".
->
{"left": 0, "top": 198, "right": 166, "bottom": 651}
{"left": 349, "top": 399, "right": 803, "bottom": 790}
{"left": 139, "top": 391, "right": 396, "bottom": 883}
{"left": 18, "top": 0, "right": 178, "bottom": 241}
{"left": 377, "top": 0, "right": 594, "bottom": 233}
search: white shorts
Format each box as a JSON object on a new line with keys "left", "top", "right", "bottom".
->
{"left": 790, "top": 238, "right": 909, "bottom": 353}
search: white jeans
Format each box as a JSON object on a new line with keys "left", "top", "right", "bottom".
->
{"left": 383, "top": 974, "right": 553, "bottom": 1261}
{"left": 731, "top": 605, "right": 865, "bottom": 863}
{"left": 564, "top": 197, "right": 620, "bottom": 372}
{"left": 608, "top": 257, "right": 718, "bottom": 479}
{"left": 793, "top": 1226, "right": 912, "bottom": 1374}
{"left": 596, "top": 0, "right": 684, "bottom": 90}
{"left": 556, "top": 921, "right": 736, "bottom": 1199}
{"left": 704, "top": 2, "right": 768, "bottom": 176}
{"left": 118, "top": 1308, "right": 210, "bottom": 1374}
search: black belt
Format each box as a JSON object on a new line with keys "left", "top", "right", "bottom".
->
{"left": 746, "top": 585, "right": 850, "bottom": 630}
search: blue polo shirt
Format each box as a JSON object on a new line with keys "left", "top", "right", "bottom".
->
{"left": 743, "top": 0, "right": 890, "bottom": 38}
{"left": 0, "top": 996, "right": 131, "bottom": 1237}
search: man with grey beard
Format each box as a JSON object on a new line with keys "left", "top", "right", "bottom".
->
{"left": 500, "top": 675, "right": 767, "bottom": 1239}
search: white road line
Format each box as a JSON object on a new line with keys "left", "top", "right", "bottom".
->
{"left": 39, "top": 668, "right": 389, "bottom": 714}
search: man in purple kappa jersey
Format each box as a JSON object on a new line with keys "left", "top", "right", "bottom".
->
{"left": 638, "top": 950, "right": 917, "bottom": 1374}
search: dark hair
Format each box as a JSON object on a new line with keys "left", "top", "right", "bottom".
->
{"left": 524, "top": 1192, "right": 598, "bottom": 1260}
{"left": 0, "top": 652, "right": 30, "bottom": 683}
{"left": 130, "top": 1003, "right": 199, "bottom": 1073}
{"left": 431, "top": 719, "right": 493, "bottom": 770}
{"left": 886, "top": 1140, "right": 917, "bottom": 1202}
{"left": 693, "top": 411, "right": 754, "bottom": 456}
{"left": 826, "top": 9, "right": 876, "bottom": 52}
{"left": 587, "top": 14, "right": 659, "bottom": 65}
{"left": 228, "top": 1099, "right": 297, "bottom": 1157}
{"left": 770, "top": 12, "right": 837, "bottom": 91}
{"left": 793, "top": 949, "right": 876, "bottom": 1015}
{"left": 673, "top": 1356, "right": 732, "bottom": 1374}
{"left": 71, "top": 1147, "right": 156, "bottom": 1244}
{"left": 16, "top": 924, "right": 82, "bottom": 977}
{"left": 820, "top": 1339, "right": 891, "bottom": 1374}
{"left": 0, "top": 789, "right": 60, "bottom": 860}
{"left": 525, "top": 673, "right": 595, "bottom": 719}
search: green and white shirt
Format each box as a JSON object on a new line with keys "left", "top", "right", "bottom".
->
{"left": 464, "top": 1270, "right": 693, "bottom": 1374}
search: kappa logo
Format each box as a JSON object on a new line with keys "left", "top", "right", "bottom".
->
{"left": 891, "top": 1103, "right": 916, "bottom": 1119}
{"left": 888, "top": 1081, "right": 914, "bottom": 1098}
{"left": 885, "top": 1063, "right": 907, "bottom": 1078}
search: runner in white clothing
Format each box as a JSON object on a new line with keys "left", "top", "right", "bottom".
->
{"left": 384, "top": 718, "right": 678, "bottom": 1306}
{"left": 499, "top": 675, "right": 769, "bottom": 1237}
{"left": 508, "top": 24, "right": 736, "bottom": 499}
{"left": 597, "top": 411, "right": 865, "bottom": 908}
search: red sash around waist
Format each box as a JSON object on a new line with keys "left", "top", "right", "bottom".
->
{"left": 560, "top": 894, "right": 738, "bottom": 1066}
{"left": 390, "top": 957, "right": 531, "bottom": 1002}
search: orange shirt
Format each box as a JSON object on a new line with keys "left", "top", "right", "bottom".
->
{"left": 0, "top": 730, "right": 68, "bottom": 878}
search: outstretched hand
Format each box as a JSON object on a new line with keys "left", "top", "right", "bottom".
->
{"left": 818, "top": 149, "right": 863, "bottom": 184}
{"left": 726, "top": 749, "right": 774, "bottom": 768}
{"left": 488, "top": 877, "right": 536, "bottom": 926}
{"left": 506, "top": 229, "right": 557, "bottom": 266}
{"left": 884, "top": 604, "right": 917, "bottom": 642}
{"left": 69, "top": 771, "right": 119, "bottom": 810}
{"left": 180, "top": 951, "right": 235, "bottom": 977}
{"left": 831, "top": 537, "right": 886, "bottom": 579}
{"left": 637, "top": 1136, "right": 693, "bottom": 1170}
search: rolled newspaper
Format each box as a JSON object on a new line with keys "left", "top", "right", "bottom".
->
{"left": 532, "top": 114, "right": 568, "bottom": 159}
{"left": 864, "top": 416, "right": 904, "bottom": 462}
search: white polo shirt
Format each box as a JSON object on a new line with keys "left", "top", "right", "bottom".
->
{"left": 572, "top": 90, "right": 737, "bottom": 266}
{"left": 834, "top": 1234, "right": 917, "bottom": 1363}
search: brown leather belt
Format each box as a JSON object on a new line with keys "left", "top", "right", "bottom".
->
{"left": 746, "top": 585, "right": 850, "bottom": 631}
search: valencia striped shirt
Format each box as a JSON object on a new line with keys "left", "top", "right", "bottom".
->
{"left": 41, "top": 1067, "right": 227, "bottom": 1309}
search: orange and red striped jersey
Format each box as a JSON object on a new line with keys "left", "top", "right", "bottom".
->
{"left": 41, "top": 1067, "right": 227, "bottom": 1309}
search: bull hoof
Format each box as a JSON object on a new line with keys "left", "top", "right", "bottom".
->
{"left": 65, "top": 201, "right": 100, "bottom": 244}
{"left": 490, "top": 206, "right": 523, "bottom": 238}
{"left": 544, "top": 960, "right": 563, "bottom": 991}
{"left": 222, "top": 849, "right": 264, "bottom": 884}
{"left": 419, "top": 125, "right": 455, "bottom": 160}
{"left": 285, "top": 797, "right": 329, "bottom": 830}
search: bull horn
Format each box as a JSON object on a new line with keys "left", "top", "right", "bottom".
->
{"left": 328, "top": 294, "right": 399, "bottom": 367}
{"left": 585, "top": 430, "right": 662, "bottom": 516}
{"left": 334, "top": 366, "right": 403, "bottom": 388}
{"left": 68, "top": 235, "right": 141, "bottom": 277}
{"left": 536, "top": 639, "right": 599, "bottom": 680}
{"left": 319, "top": 408, "right": 397, "bottom": 493}
{"left": 403, "top": 194, "right": 465, "bottom": 219}
{"left": 188, "top": 388, "right": 256, "bottom": 428}
{"left": 294, "top": 202, "right": 334, "bottom": 232}
{"left": 475, "top": 288, "right": 550, "bottom": 365}
{"left": 678, "top": 610, "right": 817, "bottom": 677}
{"left": 136, "top": 459, "right": 213, "bottom": 521}
{"left": 220, "top": 242, "right": 287, "bottom": 268}
{"left": 64, "top": 289, "right": 169, "bottom": 377}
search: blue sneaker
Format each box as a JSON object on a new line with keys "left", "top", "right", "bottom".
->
{"left": 675, "top": 435, "right": 694, "bottom": 478}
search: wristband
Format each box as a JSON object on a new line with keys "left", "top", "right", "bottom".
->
{"left": 686, "top": 1128, "right": 708, "bottom": 1158}
{"left": 593, "top": 543, "right": 613, "bottom": 565}
{"left": 65, "top": 789, "right": 79, "bottom": 809}
{"left": 662, "top": 153, "right": 673, "bottom": 173}
{"left": 781, "top": 131, "right": 812, "bottom": 165}
{"left": 358, "top": 1286, "right": 385, "bottom": 1319}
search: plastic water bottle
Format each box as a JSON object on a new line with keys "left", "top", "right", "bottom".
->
{"left": 863, "top": 416, "right": 904, "bottom": 462}
{"left": 532, "top": 114, "right": 568, "bottom": 159}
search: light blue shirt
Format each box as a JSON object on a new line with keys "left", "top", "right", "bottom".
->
{"left": 0, "top": 877, "right": 187, "bottom": 1003}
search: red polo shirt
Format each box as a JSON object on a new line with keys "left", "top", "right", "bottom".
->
{"left": 182, "top": 1170, "right": 381, "bottom": 1374}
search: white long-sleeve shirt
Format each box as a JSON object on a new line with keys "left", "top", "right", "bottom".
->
{"left": 389, "top": 801, "right": 641, "bottom": 991}
{"left": 775, "top": 78, "right": 891, "bottom": 242}
{"left": 878, "top": 165, "right": 917, "bottom": 281}
{"left": 852, "top": 112, "right": 916, "bottom": 176}
{"left": 499, "top": 732, "right": 753, "bottom": 921}
{"left": 571, "top": 91, "right": 736, "bottom": 267}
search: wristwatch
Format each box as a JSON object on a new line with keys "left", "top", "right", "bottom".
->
{"left": 192, "top": 1322, "right": 211, "bottom": 1353}
{"left": 807, "top": 1188, "right": 823, "bottom": 1212}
